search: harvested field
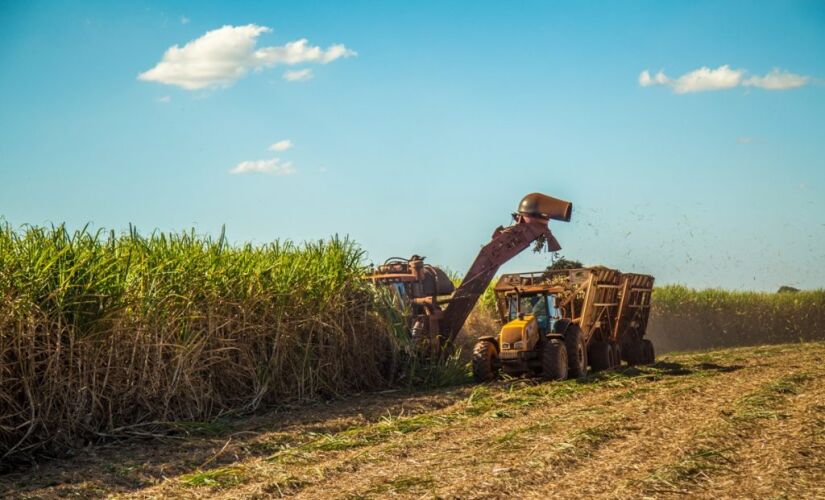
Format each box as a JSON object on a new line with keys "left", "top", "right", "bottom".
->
{"left": 3, "top": 342, "right": 823, "bottom": 499}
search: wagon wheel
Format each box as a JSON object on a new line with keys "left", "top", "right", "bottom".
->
{"left": 641, "top": 339, "right": 656, "bottom": 365}
{"left": 622, "top": 339, "right": 643, "bottom": 365}
{"left": 563, "top": 326, "right": 588, "bottom": 378}
{"left": 589, "top": 341, "right": 612, "bottom": 372}
{"left": 609, "top": 341, "right": 622, "bottom": 368}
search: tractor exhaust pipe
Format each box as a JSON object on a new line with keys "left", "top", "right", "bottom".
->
{"left": 518, "top": 193, "right": 572, "bottom": 222}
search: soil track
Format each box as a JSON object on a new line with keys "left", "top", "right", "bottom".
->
{"left": 2, "top": 342, "right": 824, "bottom": 499}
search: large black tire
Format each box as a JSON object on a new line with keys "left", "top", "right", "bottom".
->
{"left": 641, "top": 339, "right": 655, "bottom": 365}
{"left": 589, "top": 341, "right": 613, "bottom": 372}
{"left": 609, "top": 341, "right": 622, "bottom": 368}
{"left": 540, "top": 340, "right": 568, "bottom": 381}
{"left": 622, "top": 341, "right": 642, "bottom": 365}
{"left": 563, "top": 326, "right": 588, "bottom": 378}
{"left": 472, "top": 340, "right": 499, "bottom": 382}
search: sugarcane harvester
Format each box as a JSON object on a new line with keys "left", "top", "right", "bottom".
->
{"left": 367, "top": 193, "right": 572, "bottom": 360}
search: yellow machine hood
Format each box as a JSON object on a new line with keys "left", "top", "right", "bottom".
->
{"left": 499, "top": 315, "right": 538, "bottom": 350}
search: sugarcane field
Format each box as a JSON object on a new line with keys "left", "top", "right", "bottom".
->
{"left": 1, "top": 2, "right": 824, "bottom": 499}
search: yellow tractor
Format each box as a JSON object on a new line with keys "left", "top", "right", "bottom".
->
{"left": 472, "top": 268, "right": 655, "bottom": 381}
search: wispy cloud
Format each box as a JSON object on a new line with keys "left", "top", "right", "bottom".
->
{"left": 737, "top": 136, "right": 753, "bottom": 144}
{"left": 268, "top": 139, "right": 293, "bottom": 152}
{"left": 639, "top": 65, "right": 811, "bottom": 93}
{"left": 229, "top": 158, "right": 296, "bottom": 175}
{"left": 283, "top": 68, "right": 313, "bottom": 82}
{"left": 157, "top": 95, "right": 171, "bottom": 103}
{"left": 638, "top": 70, "right": 668, "bottom": 87}
{"left": 139, "top": 24, "right": 356, "bottom": 90}
{"left": 743, "top": 68, "right": 809, "bottom": 90}
{"left": 180, "top": 16, "right": 190, "bottom": 25}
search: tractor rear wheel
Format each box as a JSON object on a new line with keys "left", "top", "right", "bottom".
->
{"left": 564, "top": 326, "right": 588, "bottom": 378}
{"left": 472, "top": 340, "right": 499, "bottom": 382}
{"left": 589, "top": 341, "right": 613, "bottom": 372}
{"left": 540, "top": 340, "right": 568, "bottom": 381}
{"left": 641, "top": 339, "right": 655, "bottom": 365}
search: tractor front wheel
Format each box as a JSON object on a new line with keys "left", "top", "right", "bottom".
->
{"left": 540, "top": 340, "right": 568, "bottom": 381}
{"left": 472, "top": 340, "right": 499, "bottom": 382}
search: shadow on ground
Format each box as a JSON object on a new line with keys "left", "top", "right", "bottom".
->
{"left": 576, "top": 359, "right": 744, "bottom": 384}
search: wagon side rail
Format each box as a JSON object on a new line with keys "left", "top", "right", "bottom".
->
{"left": 576, "top": 267, "right": 622, "bottom": 344}
{"left": 613, "top": 273, "right": 655, "bottom": 343}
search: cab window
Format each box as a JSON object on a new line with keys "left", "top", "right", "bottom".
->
{"left": 508, "top": 295, "right": 548, "bottom": 321}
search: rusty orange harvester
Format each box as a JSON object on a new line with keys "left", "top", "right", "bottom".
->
{"left": 367, "top": 192, "right": 655, "bottom": 382}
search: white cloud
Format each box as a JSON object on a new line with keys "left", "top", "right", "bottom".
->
{"left": 737, "top": 136, "right": 753, "bottom": 144}
{"left": 157, "top": 95, "right": 171, "bottom": 103}
{"left": 672, "top": 65, "right": 743, "bottom": 93}
{"left": 638, "top": 70, "right": 668, "bottom": 87}
{"left": 640, "top": 65, "right": 811, "bottom": 94}
{"left": 743, "top": 68, "right": 809, "bottom": 90}
{"left": 268, "top": 139, "right": 293, "bottom": 152}
{"left": 283, "top": 68, "right": 313, "bottom": 82}
{"left": 639, "top": 66, "right": 742, "bottom": 92}
{"left": 229, "top": 158, "right": 296, "bottom": 175}
{"left": 255, "top": 38, "right": 355, "bottom": 65}
{"left": 139, "top": 24, "right": 356, "bottom": 90}
{"left": 180, "top": 16, "right": 190, "bottom": 25}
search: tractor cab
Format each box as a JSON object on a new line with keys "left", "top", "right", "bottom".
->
{"left": 495, "top": 290, "right": 562, "bottom": 365}
{"left": 505, "top": 291, "right": 560, "bottom": 335}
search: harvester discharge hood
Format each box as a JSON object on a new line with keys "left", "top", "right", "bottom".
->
{"left": 518, "top": 193, "right": 573, "bottom": 222}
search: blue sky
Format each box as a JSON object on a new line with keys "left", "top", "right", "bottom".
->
{"left": 1, "top": 1, "right": 823, "bottom": 290}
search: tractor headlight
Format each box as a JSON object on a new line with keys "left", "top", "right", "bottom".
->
{"left": 513, "top": 341, "right": 524, "bottom": 350}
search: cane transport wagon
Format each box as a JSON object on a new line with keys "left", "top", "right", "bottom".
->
{"left": 472, "top": 268, "right": 655, "bottom": 381}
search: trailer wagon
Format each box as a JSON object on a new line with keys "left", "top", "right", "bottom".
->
{"left": 472, "top": 267, "right": 655, "bottom": 381}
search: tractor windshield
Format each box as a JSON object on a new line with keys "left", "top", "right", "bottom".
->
{"left": 507, "top": 293, "right": 558, "bottom": 333}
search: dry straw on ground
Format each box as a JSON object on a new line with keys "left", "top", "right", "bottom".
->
{"left": 4, "top": 343, "right": 821, "bottom": 498}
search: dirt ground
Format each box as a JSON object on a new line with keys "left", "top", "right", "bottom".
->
{"left": 2, "top": 342, "right": 824, "bottom": 499}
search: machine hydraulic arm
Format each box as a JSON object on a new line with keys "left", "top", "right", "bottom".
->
{"left": 440, "top": 193, "right": 572, "bottom": 347}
